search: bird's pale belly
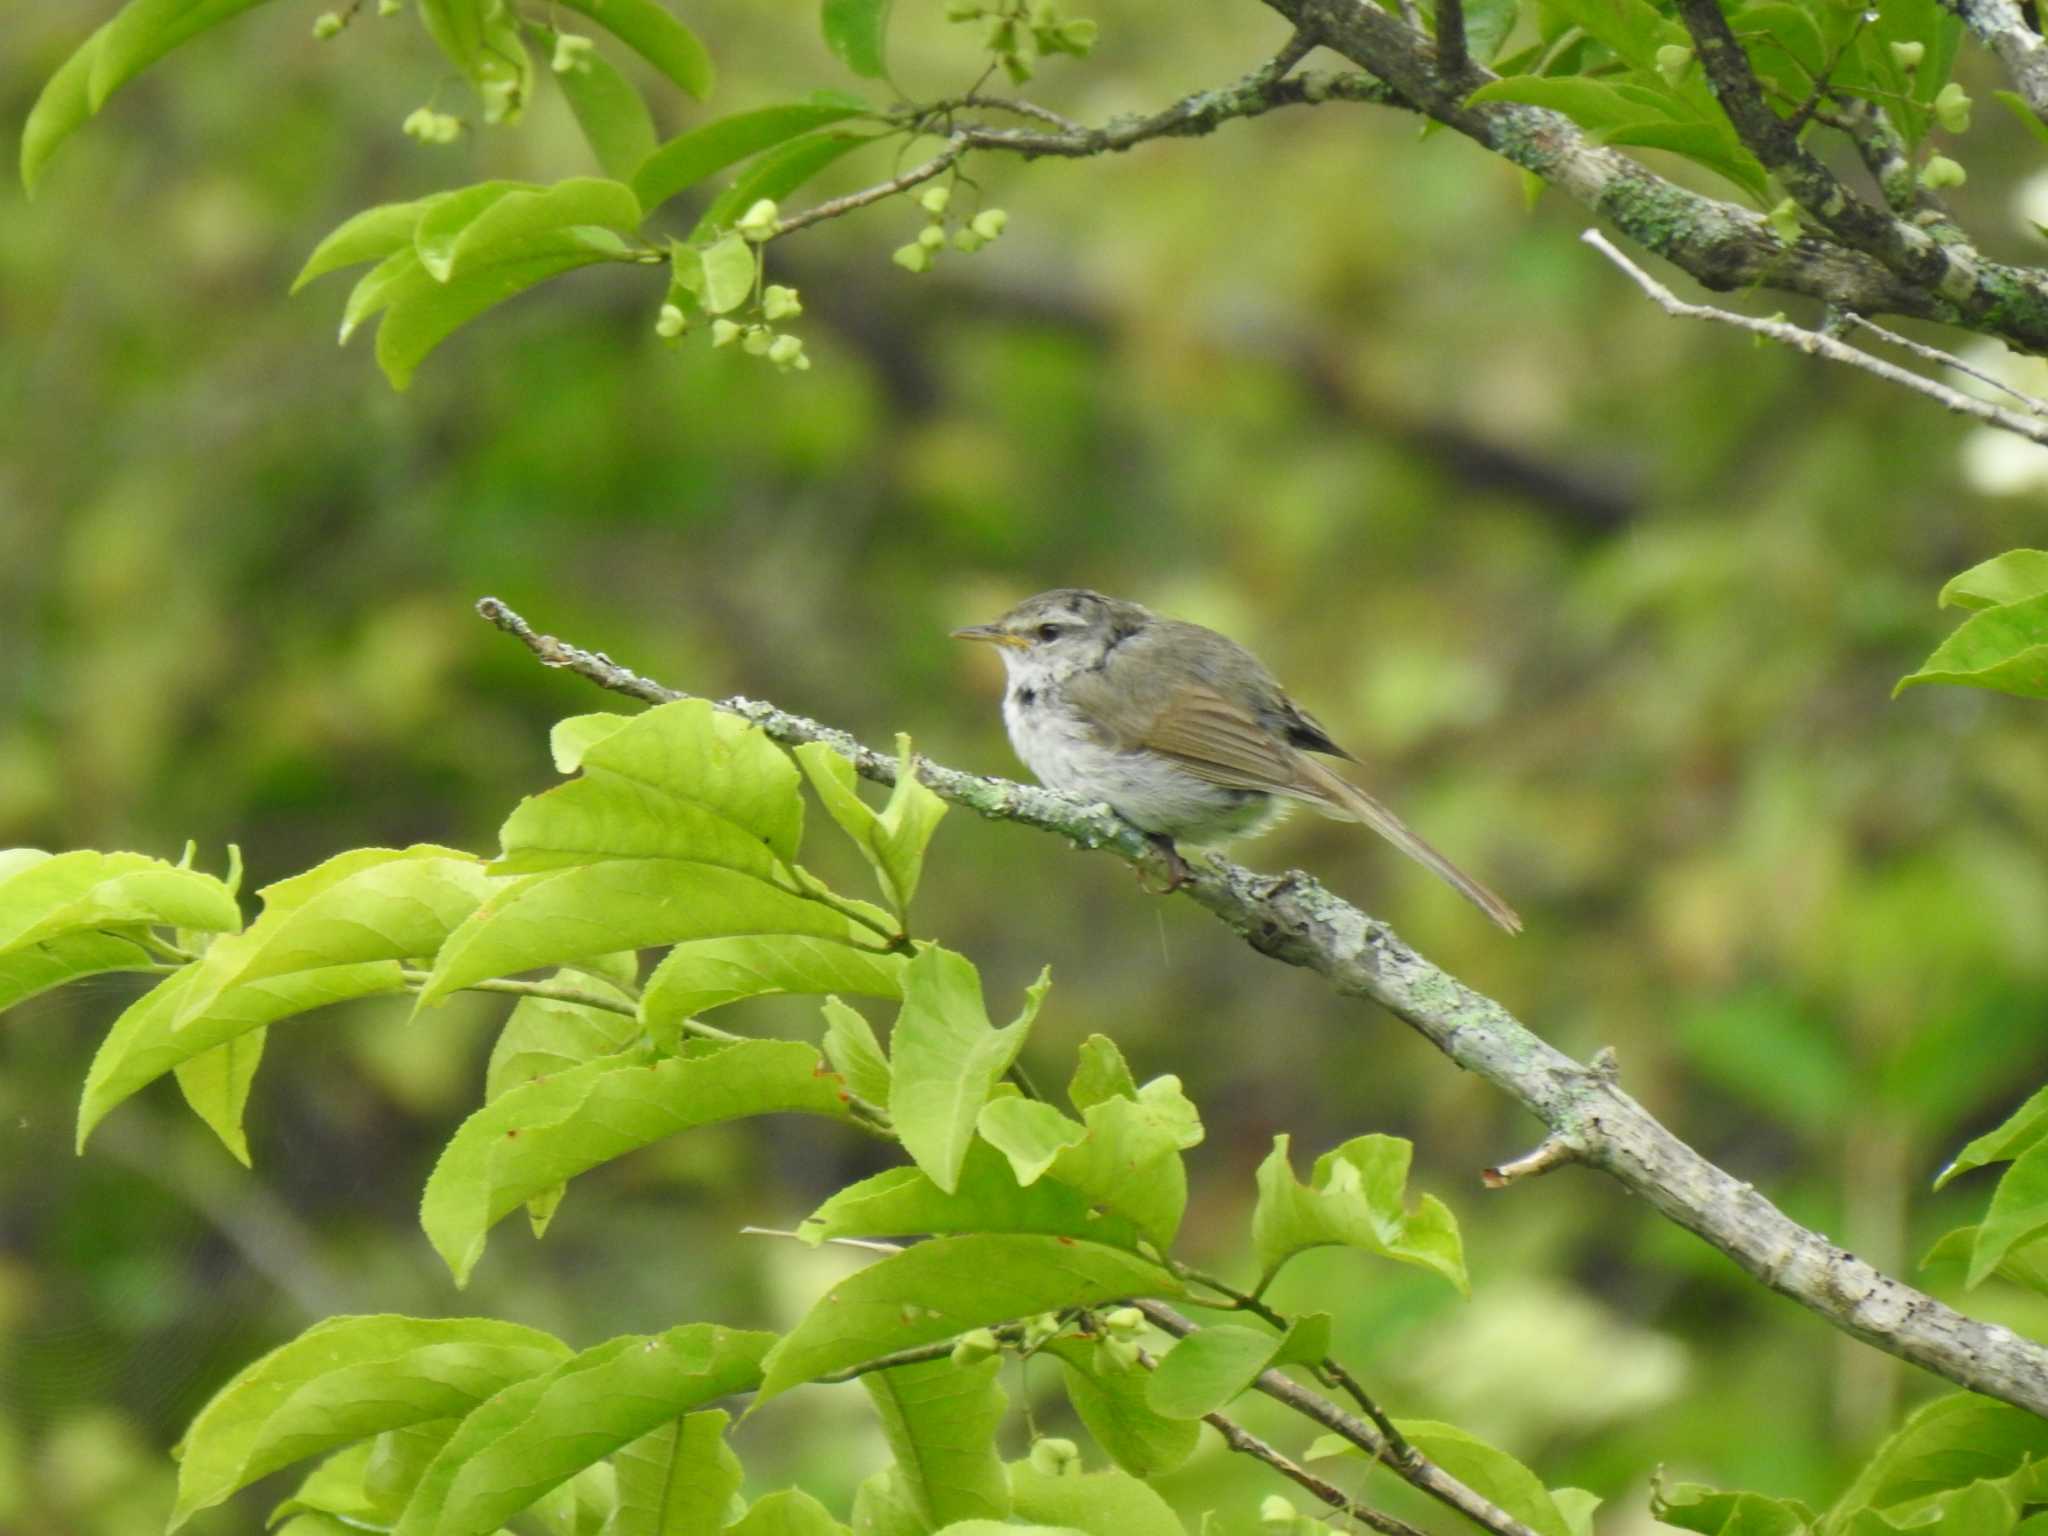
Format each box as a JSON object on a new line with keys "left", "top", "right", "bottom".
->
{"left": 1003, "top": 689, "right": 1282, "bottom": 843}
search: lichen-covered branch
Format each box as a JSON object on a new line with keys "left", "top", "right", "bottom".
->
{"left": 477, "top": 596, "right": 2048, "bottom": 1422}
{"left": 1945, "top": 0, "right": 2048, "bottom": 124}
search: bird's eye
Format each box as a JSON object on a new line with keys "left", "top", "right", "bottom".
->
{"left": 1035, "top": 623, "right": 1064, "bottom": 643}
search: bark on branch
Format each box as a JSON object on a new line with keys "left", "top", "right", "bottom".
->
{"left": 476, "top": 596, "right": 2048, "bottom": 1423}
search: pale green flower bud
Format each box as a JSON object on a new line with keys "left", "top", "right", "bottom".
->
{"left": 736, "top": 199, "right": 780, "bottom": 242}
{"left": 1028, "top": 1437, "right": 1081, "bottom": 1476}
{"left": 945, "top": 0, "right": 983, "bottom": 16}
{"left": 768, "top": 333, "right": 804, "bottom": 366}
{"left": 655, "top": 304, "right": 687, "bottom": 338}
{"left": 951, "top": 1327, "right": 1001, "bottom": 1365}
{"left": 379, "top": 0, "right": 403, "bottom": 14}
{"left": 1888, "top": 39, "right": 1925, "bottom": 70}
{"left": 1921, "top": 153, "right": 1966, "bottom": 189}
{"left": 1935, "top": 82, "right": 1971, "bottom": 133}
{"left": 917, "top": 224, "right": 947, "bottom": 251}
{"left": 761, "top": 284, "right": 802, "bottom": 321}
{"left": 742, "top": 325, "right": 774, "bottom": 356}
{"left": 312, "top": 11, "right": 345, "bottom": 40}
{"left": 892, "top": 242, "right": 931, "bottom": 273}
{"left": 552, "top": 33, "right": 595, "bottom": 73}
{"left": 711, "top": 318, "right": 743, "bottom": 346}
{"left": 1260, "top": 1496, "right": 1299, "bottom": 1527}
{"left": 953, "top": 228, "right": 987, "bottom": 253}
{"left": 480, "top": 77, "right": 519, "bottom": 124}
{"left": 1655, "top": 43, "right": 1691, "bottom": 85}
{"left": 919, "top": 184, "right": 952, "bottom": 215}
{"left": 1096, "top": 1336, "right": 1142, "bottom": 1372}
{"left": 970, "top": 208, "right": 1008, "bottom": 240}
{"left": 1103, "top": 1306, "right": 1145, "bottom": 1336}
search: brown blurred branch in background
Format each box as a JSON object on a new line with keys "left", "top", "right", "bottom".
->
{"left": 476, "top": 596, "right": 2048, "bottom": 1423}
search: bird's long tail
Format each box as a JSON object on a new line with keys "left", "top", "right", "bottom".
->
{"left": 1294, "top": 759, "right": 1523, "bottom": 934}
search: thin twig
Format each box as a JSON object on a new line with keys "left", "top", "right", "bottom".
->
{"left": 476, "top": 595, "right": 2048, "bottom": 1420}
{"left": 771, "top": 139, "right": 967, "bottom": 240}
{"left": 1481, "top": 1135, "right": 1582, "bottom": 1188}
{"left": 1582, "top": 230, "right": 2048, "bottom": 447}
{"left": 1838, "top": 313, "right": 2048, "bottom": 419}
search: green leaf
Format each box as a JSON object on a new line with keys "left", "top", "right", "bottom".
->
{"left": 633, "top": 102, "right": 869, "bottom": 211}
{"left": 1597, "top": 121, "right": 1771, "bottom": 204}
{"left": 551, "top": 712, "right": 636, "bottom": 773}
{"left": 732, "top": 1490, "right": 851, "bottom": 1536}
{"left": 0, "top": 848, "right": 239, "bottom": 956}
{"left": 693, "top": 129, "right": 875, "bottom": 240}
{"left": 979, "top": 1098, "right": 1088, "bottom": 1184}
{"left": 170, "top": 1315, "right": 570, "bottom": 1530}
{"left": 1936, "top": 1086, "right": 2048, "bottom": 1188}
{"left": 1145, "top": 1324, "right": 1290, "bottom": 1420}
{"left": 799, "top": 1139, "right": 1145, "bottom": 1252}
{"left": 1028, "top": 1077, "right": 1202, "bottom": 1250}
{"left": 606, "top": 1409, "right": 742, "bottom": 1536}
{"left": 485, "top": 973, "right": 642, "bottom": 1104}
{"left": 700, "top": 234, "right": 758, "bottom": 315}
{"left": 554, "top": 46, "right": 661, "bottom": 181}
{"left": 822, "top": 0, "right": 894, "bottom": 78}
{"left": 1463, "top": 0, "right": 1519, "bottom": 63}
{"left": 18, "top": 1, "right": 273, "bottom": 192}
{"left": 1897, "top": 591, "right": 2048, "bottom": 700}
{"left": 1394, "top": 1422, "right": 1572, "bottom": 1536}
{"left": 395, "top": 1324, "right": 773, "bottom": 1536}
{"left": 269, "top": 1442, "right": 382, "bottom": 1527}
{"left": 864, "top": 1356, "right": 1010, "bottom": 1525}
{"left": 1939, "top": 551, "right": 2048, "bottom": 612}
{"left": 795, "top": 738, "right": 949, "bottom": 915}
{"left": 1043, "top": 1339, "right": 1199, "bottom": 1477}
{"left": 853, "top": 1467, "right": 930, "bottom": 1536}
{"left": 637, "top": 928, "right": 899, "bottom": 1048}
{"left": 79, "top": 960, "right": 408, "bottom": 1151}
{"left": 1466, "top": 74, "right": 1679, "bottom": 129}
{"left": 174, "top": 1028, "right": 266, "bottom": 1167}
{"left": 1006, "top": 1462, "right": 1183, "bottom": 1536}
{"left": 1251, "top": 1133, "right": 1469, "bottom": 1294}
{"left": 420, "top": 859, "right": 875, "bottom": 1010}
{"left": 1828, "top": 1393, "right": 2048, "bottom": 1526}
{"left": 423, "top": 1038, "right": 857, "bottom": 1283}
{"left": 889, "top": 948, "right": 1045, "bottom": 1193}
{"left": 1651, "top": 1481, "right": 1812, "bottom": 1536}
{"left": 418, "top": 178, "right": 642, "bottom": 283}
{"left": 174, "top": 847, "right": 491, "bottom": 1026}
{"left": 1967, "top": 1139, "right": 2048, "bottom": 1287}
{"left": 1923, "top": 1225, "right": 2048, "bottom": 1295}
{"left": 756, "top": 1235, "right": 1181, "bottom": 1402}
{"left": 1734, "top": 5, "right": 1826, "bottom": 85}
{"left": 294, "top": 198, "right": 441, "bottom": 292}
{"left": 417, "top": 0, "right": 533, "bottom": 112}
{"left": 0, "top": 927, "right": 161, "bottom": 1017}
{"left": 1536, "top": 0, "right": 1679, "bottom": 73}
{"left": 1068, "top": 1036, "right": 1137, "bottom": 1112}
{"left": 821, "top": 996, "right": 895, "bottom": 1106}
{"left": 555, "top": 0, "right": 714, "bottom": 101}
{"left": 1994, "top": 91, "right": 2048, "bottom": 149}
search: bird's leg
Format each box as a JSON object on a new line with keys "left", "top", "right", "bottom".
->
{"left": 1142, "top": 833, "right": 1191, "bottom": 894}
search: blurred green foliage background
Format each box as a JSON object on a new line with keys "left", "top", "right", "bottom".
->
{"left": 5, "top": 0, "right": 2048, "bottom": 1530}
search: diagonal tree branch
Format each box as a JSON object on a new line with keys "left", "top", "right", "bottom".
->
{"left": 475, "top": 596, "right": 2048, "bottom": 1423}
{"left": 1944, "top": 0, "right": 2048, "bottom": 123}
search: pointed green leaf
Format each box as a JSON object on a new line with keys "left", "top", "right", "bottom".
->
{"left": 1463, "top": 0, "right": 1518, "bottom": 63}
{"left": 428, "top": 178, "right": 643, "bottom": 283}
{"left": 295, "top": 198, "right": 442, "bottom": 293}
{"left": 1994, "top": 90, "right": 2048, "bottom": 148}
{"left": 692, "top": 129, "right": 875, "bottom": 240}
{"left": 77, "top": 0, "right": 274, "bottom": 138}
{"left": 1936, "top": 1086, "right": 2048, "bottom": 1189}
{"left": 1393, "top": 1422, "right": 1571, "bottom": 1536}
{"left": 0, "top": 848, "right": 239, "bottom": 956}
{"left": 633, "top": 102, "right": 869, "bottom": 211}
{"left": 609, "top": 1409, "right": 743, "bottom": 1536}
{"left": 174, "top": 1028, "right": 266, "bottom": 1166}
{"left": 979, "top": 1098, "right": 1088, "bottom": 1185}
{"left": 269, "top": 1441, "right": 382, "bottom": 1527}
{"left": 1006, "top": 1462, "right": 1182, "bottom": 1536}
{"left": 340, "top": 247, "right": 424, "bottom": 344}
{"left": 889, "top": 949, "right": 1045, "bottom": 1193}
{"left": 1145, "top": 1324, "right": 1286, "bottom": 1419}
{"left": 1067, "top": 1036, "right": 1136, "bottom": 1113}
{"left": 485, "top": 972, "right": 641, "bottom": 1104}
{"left": 363, "top": 1424, "right": 460, "bottom": 1524}
{"left": 1043, "top": 1338, "right": 1199, "bottom": 1477}
{"left": 22, "top": 24, "right": 110, "bottom": 194}
{"left": 420, "top": 859, "right": 871, "bottom": 1008}
{"left": 637, "top": 936, "right": 904, "bottom": 1048}
{"left": 821, "top": 996, "right": 895, "bottom": 1106}
{"left": 1922, "top": 1225, "right": 2048, "bottom": 1295}
{"left": 552, "top": 713, "right": 636, "bottom": 773}
{"left": 864, "top": 1356, "right": 1009, "bottom": 1525}
{"left": 170, "top": 1315, "right": 570, "bottom": 1530}
{"left": 176, "top": 847, "right": 492, "bottom": 1025}
{"left": 555, "top": 0, "right": 714, "bottom": 101}
{"left": 395, "top": 1324, "right": 773, "bottom": 1536}
{"left": 1940, "top": 551, "right": 2048, "bottom": 612}
{"left": 422, "top": 1039, "right": 858, "bottom": 1284}
{"left": 852, "top": 1467, "right": 928, "bottom": 1536}
{"left": 0, "top": 926, "right": 160, "bottom": 1017}
{"left": 417, "top": 0, "right": 533, "bottom": 110}
{"left": 554, "top": 46, "right": 661, "bottom": 181}
{"left": 1029, "top": 1077, "right": 1201, "bottom": 1250}
{"left": 1968, "top": 1138, "right": 2048, "bottom": 1287}
{"left": 799, "top": 1140, "right": 1144, "bottom": 1252}
{"left": 1896, "top": 591, "right": 2048, "bottom": 701}
{"left": 822, "top": 0, "right": 894, "bottom": 78}
{"left": 700, "top": 234, "right": 757, "bottom": 314}
{"left": 757, "top": 1235, "right": 1181, "bottom": 1401}
{"left": 795, "top": 738, "right": 948, "bottom": 916}
{"left": 79, "top": 960, "right": 407, "bottom": 1151}
{"left": 1827, "top": 1393, "right": 2048, "bottom": 1527}
{"left": 731, "top": 1490, "right": 851, "bottom": 1536}
{"left": 1251, "top": 1133, "right": 1468, "bottom": 1294}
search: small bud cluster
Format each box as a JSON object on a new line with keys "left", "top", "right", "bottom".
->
{"left": 1654, "top": 43, "right": 1691, "bottom": 85}
{"left": 551, "top": 32, "right": 595, "bottom": 75}
{"left": 402, "top": 107, "right": 463, "bottom": 144}
{"left": 947, "top": 0, "right": 1096, "bottom": 84}
{"left": 379, "top": 0, "right": 403, "bottom": 14}
{"left": 1027, "top": 1437, "right": 1082, "bottom": 1477}
{"left": 736, "top": 198, "right": 781, "bottom": 243}
{"left": 312, "top": 10, "right": 347, "bottom": 40}
{"left": 479, "top": 76, "right": 523, "bottom": 125}
{"left": 893, "top": 182, "right": 1008, "bottom": 273}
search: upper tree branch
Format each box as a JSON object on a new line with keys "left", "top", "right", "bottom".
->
{"left": 477, "top": 596, "right": 2048, "bottom": 1424}
{"left": 1944, "top": 0, "right": 2048, "bottom": 123}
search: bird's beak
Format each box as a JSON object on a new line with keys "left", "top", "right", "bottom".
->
{"left": 951, "top": 624, "right": 1028, "bottom": 649}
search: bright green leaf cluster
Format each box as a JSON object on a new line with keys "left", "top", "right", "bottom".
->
{"left": 1896, "top": 550, "right": 2048, "bottom": 700}
{"left": 946, "top": 0, "right": 1096, "bottom": 83}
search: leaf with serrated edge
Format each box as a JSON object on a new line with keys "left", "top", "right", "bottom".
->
{"left": 1044, "top": 1338, "right": 1199, "bottom": 1477}
{"left": 610, "top": 1410, "right": 741, "bottom": 1536}
{"left": 890, "top": 948, "right": 1045, "bottom": 1193}
{"left": 80, "top": 960, "right": 407, "bottom": 1150}
{"left": 800, "top": 1140, "right": 1144, "bottom": 1251}
{"left": 174, "top": 1028, "right": 266, "bottom": 1166}
{"left": 1941, "top": 551, "right": 2048, "bottom": 611}
{"left": 1251, "top": 1133, "right": 1468, "bottom": 1294}
{"left": 395, "top": 1324, "right": 773, "bottom": 1536}
{"left": 422, "top": 1039, "right": 857, "bottom": 1284}
{"left": 864, "top": 1356, "right": 1009, "bottom": 1526}
{"left": 757, "top": 1234, "right": 1180, "bottom": 1402}
{"left": 419, "top": 859, "right": 871, "bottom": 1008}
{"left": 169, "top": 1315, "right": 570, "bottom": 1530}
{"left": 1896, "top": 591, "right": 2048, "bottom": 701}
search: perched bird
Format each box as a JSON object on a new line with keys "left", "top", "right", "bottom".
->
{"left": 952, "top": 588, "right": 1521, "bottom": 932}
